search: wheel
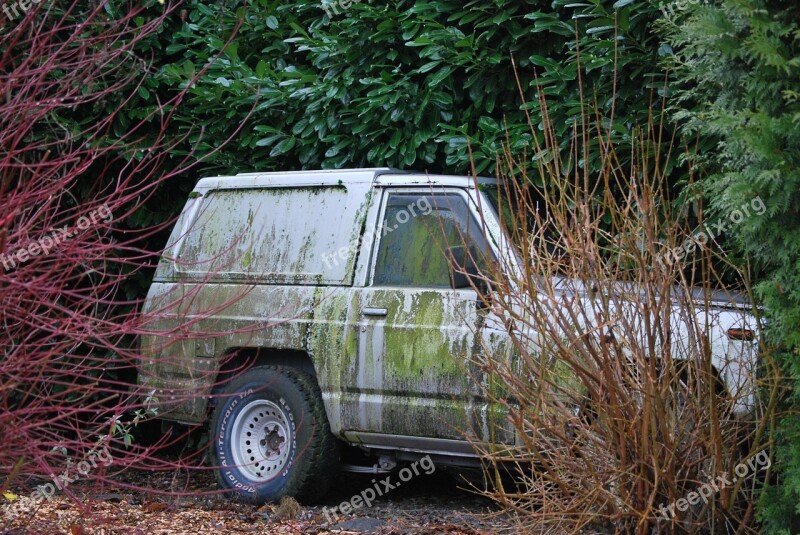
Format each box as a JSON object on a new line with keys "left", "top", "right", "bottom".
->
{"left": 211, "top": 365, "right": 338, "bottom": 503}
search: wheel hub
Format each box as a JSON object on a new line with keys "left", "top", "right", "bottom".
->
{"left": 229, "top": 399, "right": 292, "bottom": 482}
{"left": 261, "top": 425, "right": 286, "bottom": 452}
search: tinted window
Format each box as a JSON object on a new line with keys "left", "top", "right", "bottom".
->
{"left": 372, "top": 192, "right": 488, "bottom": 287}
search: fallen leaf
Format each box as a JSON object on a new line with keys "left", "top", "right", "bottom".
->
{"left": 142, "top": 501, "right": 168, "bottom": 513}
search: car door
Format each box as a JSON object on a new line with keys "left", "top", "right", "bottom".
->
{"left": 345, "top": 188, "right": 514, "bottom": 446}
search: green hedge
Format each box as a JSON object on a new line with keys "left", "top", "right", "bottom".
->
{"left": 140, "top": 0, "right": 665, "bottom": 179}
{"left": 2, "top": 0, "right": 670, "bottom": 304}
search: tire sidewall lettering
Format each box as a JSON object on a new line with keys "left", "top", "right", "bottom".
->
{"left": 213, "top": 377, "right": 302, "bottom": 499}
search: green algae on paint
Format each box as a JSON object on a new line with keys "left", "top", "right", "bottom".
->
{"left": 307, "top": 289, "right": 354, "bottom": 393}
{"left": 290, "top": 233, "right": 315, "bottom": 274}
{"left": 384, "top": 294, "right": 457, "bottom": 376}
{"left": 140, "top": 174, "right": 521, "bottom": 445}
{"left": 373, "top": 290, "right": 470, "bottom": 406}
{"left": 343, "top": 189, "right": 373, "bottom": 280}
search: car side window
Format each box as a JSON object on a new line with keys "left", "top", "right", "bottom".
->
{"left": 372, "top": 192, "right": 488, "bottom": 288}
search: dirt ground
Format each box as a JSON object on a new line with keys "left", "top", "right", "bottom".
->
{"left": 1, "top": 468, "right": 520, "bottom": 534}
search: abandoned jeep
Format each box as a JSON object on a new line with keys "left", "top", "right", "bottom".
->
{"left": 136, "top": 168, "right": 759, "bottom": 503}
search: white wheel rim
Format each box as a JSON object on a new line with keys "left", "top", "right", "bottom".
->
{"left": 230, "top": 399, "right": 292, "bottom": 482}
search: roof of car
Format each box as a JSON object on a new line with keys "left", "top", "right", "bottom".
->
{"left": 194, "top": 168, "right": 497, "bottom": 190}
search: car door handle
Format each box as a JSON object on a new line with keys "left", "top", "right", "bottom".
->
{"left": 362, "top": 307, "right": 388, "bottom": 317}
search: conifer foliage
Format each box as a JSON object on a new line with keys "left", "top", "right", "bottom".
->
{"left": 661, "top": 1, "right": 800, "bottom": 531}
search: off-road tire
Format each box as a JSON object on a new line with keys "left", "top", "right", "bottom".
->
{"left": 211, "top": 365, "right": 338, "bottom": 504}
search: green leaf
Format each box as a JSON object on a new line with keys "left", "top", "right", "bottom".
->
{"left": 428, "top": 66, "right": 454, "bottom": 88}
{"left": 270, "top": 137, "right": 296, "bottom": 156}
{"left": 255, "top": 135, "right": 283, "bottom": 147}
{"left": 389, "top": 129, "right": 402, "bottom": 149}
{"left": 418, "top": 61, "right": 442, "bottom": 73}
{"left": 528, "top": 55, "right": 559, "bottom": 71}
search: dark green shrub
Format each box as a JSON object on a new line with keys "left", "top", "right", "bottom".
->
{"left": 660, "top": 1, "right": 800, "bottom": 531}
{"left": 150, "top": 0, "right": 667, "bottom": 177}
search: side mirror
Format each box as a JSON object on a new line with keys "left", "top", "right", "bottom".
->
{"left": 448, "top": 245, "right": 488, "bottom": 294}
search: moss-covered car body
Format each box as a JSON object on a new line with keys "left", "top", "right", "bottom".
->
{"left": 137, "top": 168, "right": 759, "bottom": 463}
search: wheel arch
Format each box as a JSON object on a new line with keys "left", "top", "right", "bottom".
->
{"left": 211, "top": 347, "right": 318, "bottom": 401}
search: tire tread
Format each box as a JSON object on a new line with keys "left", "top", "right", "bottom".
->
{"left": 211, "top": 365, "right": 339, "bottom": 504}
